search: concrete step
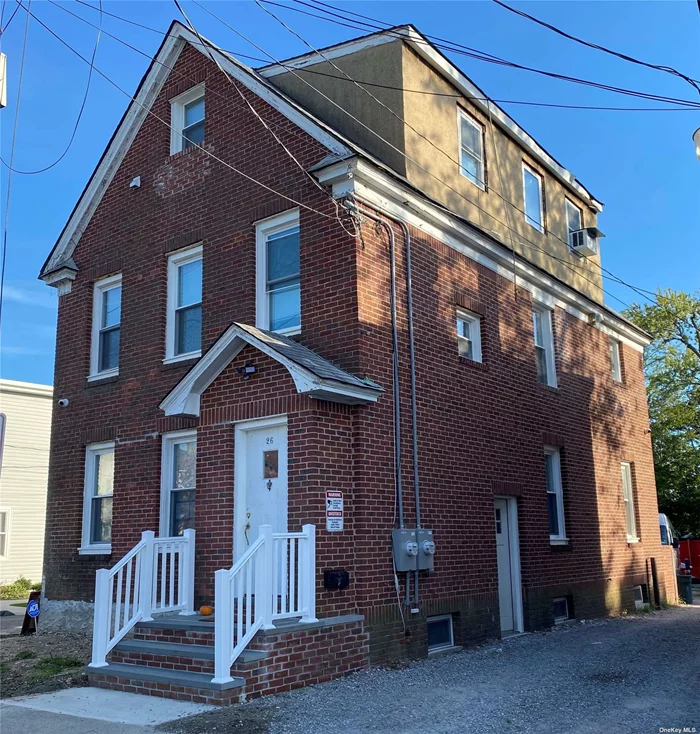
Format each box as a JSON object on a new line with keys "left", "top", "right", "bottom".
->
{"left": 86, "top": 662, "right": 245, "bottom": 691}
{"left": 113, "top": 638, "right": 267, "bottom": 664}
{"left": 135, "top": 614, "right": 216, "bottom": 632}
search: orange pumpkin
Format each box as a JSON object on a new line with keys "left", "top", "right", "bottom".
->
{"left": 199, "top": 605, "right": 213, "bottom": 617}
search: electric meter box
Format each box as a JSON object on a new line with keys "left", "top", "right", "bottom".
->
{"left": 416, "top": 528, "right": 435, "bottom": 571}
{"left": 392, "top": 528, "right": 417, "bottom": 572}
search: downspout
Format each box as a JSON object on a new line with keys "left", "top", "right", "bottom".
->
{"left": 352, "top": 202, "right": 423, "bottom": 607}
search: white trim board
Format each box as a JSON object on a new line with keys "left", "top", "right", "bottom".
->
{"left": 317, "top": 157, "right": 648, "bottom": 352}
{"left": 260, "top": 25, "right": 603, "bottom": 212}
{"left": 40, "top": 22, "right": 353, "bottom": 281}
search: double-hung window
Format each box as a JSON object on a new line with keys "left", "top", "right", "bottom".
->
{"left": 456, "top": 309, "right": 482, "bottom": 362}
{"left": 0, "top": 509, "right": 9, "bottom": 558}
{"left": 256, "top": 209, "right": 301, "bottom": 334}
{"left": 166, "top": 245, "right": 202, "bottom": 362}
{"left": 170, "top": 85, "right": 205, "bottom": 155}
{"left": 621, "top": 462, "right": 638, "bottom": 542}
{"left": 458, "top": 111, "right": 485, "bottom": 189}
{"left": 81, "top": 442, "right": 114, "bottom": 554}
{"left": 609, "top": 338, "right": 622, "bottom": 382}
{"left": 565, "top": 199, "right": 583, "bottom": 248}
{"left": 160, "top": 431, "right": 196, "bottom": 537}
{"left": 90, "top": 274, "right": 122, "bottom": 380}
{"left": 532, "top": 305, "right": 557, "bottom": 387}
{"left": 544, "top": 447, "right": 566, "bottom": 543}
{"left": 523, "top": 164, "right": 544, "bottom": 232}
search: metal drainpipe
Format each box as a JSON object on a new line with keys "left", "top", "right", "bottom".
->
{"left": 353, "top": 203, "right": 423, "bottom": 608}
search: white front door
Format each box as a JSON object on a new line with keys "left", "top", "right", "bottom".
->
{"left": 234, "top": 418, "right": 288, "bottom": 561}
{"left": 495, "top": 497, "right": 515, "bottom": 633}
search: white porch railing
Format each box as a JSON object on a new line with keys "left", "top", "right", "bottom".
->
{"left": 213, "top": 524, "right": 317, "bottom": 684}
{"left": 91, "top": 529, "right": 196, "bottom": 667}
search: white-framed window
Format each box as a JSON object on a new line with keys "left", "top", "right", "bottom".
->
{"left": 456, "top": 309, "right": 482, "bottom": 362}
{"left": 523, "top": 163, "right": 544, "bottom": 232}
{"left": 458, "top": 110, "right": 485, "bottom": 189}
{"left": 160, "top": 431, "right": 197, "bottom": 537}
{"left": 565, "top": 199, "right": 583, "bottom": 248}
{"left": 621, "top": 462, "right": 638, "bottom": 542}
{"left": 165, "top": 245, "right": 202, "bottom": 362}
{"left": 427, "top": 614, "right": 454, "bottom": 652}
{"left": 256, "top": 209, "right": 301, "bottom": 335}
{"left": 609, "top": 337, "right": 622, "bottom": 382}
{"left": 0, "top": 508, "right": 10, "bottom": 559}
{"left": 544, "top": 447, "right": 567, "bottom": 543}
{"left": 552, "top": 597, "right": 569, "bottom": 623}
{"left": 633, "top": 584, "right": 647, "bottom": 609}
{"left": 170, "top": 85, "right": 205, "bottom": 155}
{"left": 89, "top": 274, "right": 122, "bottom": 380}
{"left": 80, "top": 442, "right": 114, "bottom": 554}
{"left": 532, "top": 305, "right": 556, "bottom": 387}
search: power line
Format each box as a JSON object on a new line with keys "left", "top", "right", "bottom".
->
{"left": 0, "top": 0, "right": 103, "bottom": 175}
{"left": 17, "top": 1, "right": 347, "bottom": 228}
{"left": 67, "top": 0, "right": 697, "bottom": 113}
{"left": 491, "top": 0, "right": 700, "bottom": 96}
{"left": 1, "top": 1, "right": 19, "bottom": 34}
{"left": 0, "top": 0, "right": 31, "bottom": 333}
{"left": 195, "top": 0, "right": 649, "bottom": 307}
{"left": 264, "top": 0, "right": 700, "bottom": 109}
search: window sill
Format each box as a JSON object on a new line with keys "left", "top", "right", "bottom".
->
{"left": 163, "top": 351, "right": 201, "bottom": 366}
{"left": 272, "top": 327, "right": 301, "bottom": 338}
{"left": 627, "top": 537, "right": 640, "bottom": 545}
{"left": 458, "top": 356, "right": 488, "bottom": 371}
{"left": 537, "top": 381, "right": 559, "bottom": 393}
{"left": 77, "top": 545, "right": 112, "bottom": 556}
{"left": 550, "top": 538, "right": 570, "bottom": 546}
{"left": 87, "top": 370, "right": 119, "bottom": 383}
{"left": 458, "top": 171, "right": 486, "bottom": 192}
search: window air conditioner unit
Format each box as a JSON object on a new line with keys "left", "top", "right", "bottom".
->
{"left": 570, "top": 228, "right": 600, "bottom": 257}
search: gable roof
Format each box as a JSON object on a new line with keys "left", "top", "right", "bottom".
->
{"left": 159, "top": 322, "right": 382, "bottom": 416}
{"left": 39, "top": 21, "right": 358, "bottom": 280}
{"left": 259, "top": 24, "right": 603, "bottom": 212}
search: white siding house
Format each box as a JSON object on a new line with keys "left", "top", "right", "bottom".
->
{"left": 0, "top": 380, "right": 53, "bottom": 584}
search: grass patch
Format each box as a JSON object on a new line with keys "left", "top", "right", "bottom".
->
{"left": 15, "top": 651, "right": 37, "bottom": 661}
{"left": 0, "top": 577, "right": 41, "bottom": 600}
{"left": 34, "top": 657, "right": 84, "bottom": 678}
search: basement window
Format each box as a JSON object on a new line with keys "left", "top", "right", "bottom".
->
{"left": 170, "top": 85, "right": 205, "bottom": 155}
{"left": 633, "top": 585, "right": 648, "bottom": 610}
{"left": 427, "top": 615, "right": 454, "bottom": 652}
{"left": 552, "top": 597, "right": 569, "bottom": 623}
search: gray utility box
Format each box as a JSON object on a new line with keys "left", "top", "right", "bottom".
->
{"left": 392, "top": 528, "right": 436, "bottom": 572}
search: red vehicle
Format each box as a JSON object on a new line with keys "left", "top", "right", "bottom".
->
{"left": 678, "top": 539, "right": 700, "bottom": 582}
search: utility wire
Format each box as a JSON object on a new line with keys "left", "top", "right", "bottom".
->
{"left": 68, "top": 0, "right": 698, "bottom": 113}
{"left": 491, "top": 0, "right": 700, "bottom": 95}
{"left": 0, "top": 0, "right": 102, "bottom": 175}
{"left": 0, "top": 0, "right": 31, "bottom": 332}
{"left": 1, "top": 1, "right": 19, "bottom": 34}
{"left": 264, "top": 0, "right": 700, "bottom": 109}
{"left": 18, "top": 1, "right": 345, "bottom": 228}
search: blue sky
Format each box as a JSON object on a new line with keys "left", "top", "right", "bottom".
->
{"left": 1, "top": 1, "right": 698, "bottom": 386}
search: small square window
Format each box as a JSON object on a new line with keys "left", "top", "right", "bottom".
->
{"left": 170, "top": 85, "right": 205, "bottom": 155}
{"left": 552, "top": 597, "right": 569, "bottom": 623}
{"left": 456, "top": 309, "right": 482, "bottom": 362}
{"left": 427, "top": 614, "right": 454, "bottom": 652}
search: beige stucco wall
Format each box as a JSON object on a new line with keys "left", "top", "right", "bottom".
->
{"left": 400, "top": 46, "right": 603, "bottom": 302}
{"left": 269, "top": 40, "right": 407, "bottom": 177}
{"left": 0, "top": 380, "right": 53, "bottom": 585}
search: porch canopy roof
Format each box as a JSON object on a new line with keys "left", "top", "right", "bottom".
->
{"left": 159, "top": 322, "right": 383, "bottom": 417}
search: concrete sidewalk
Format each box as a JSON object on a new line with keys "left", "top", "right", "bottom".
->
{"left": 0, "top": 599, "right": 25, "bottom": 636}
{"left": 0, "top": 707, "right": 157, "bottom": 734}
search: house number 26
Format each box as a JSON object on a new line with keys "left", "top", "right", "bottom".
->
{"left": 266, "top": 436, "right": 274, "bottom": 444}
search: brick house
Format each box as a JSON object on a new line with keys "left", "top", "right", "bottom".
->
{"left": 39, "top": 23, "right": 675, "bottom": 702}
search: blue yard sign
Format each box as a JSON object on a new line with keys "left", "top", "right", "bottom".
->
{"left": 27, "top": 599, "right": 40, "bottom": 618}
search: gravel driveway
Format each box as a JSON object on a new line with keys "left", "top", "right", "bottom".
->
{"left": 164, "top": 605, "right": 699, "bottom": 734}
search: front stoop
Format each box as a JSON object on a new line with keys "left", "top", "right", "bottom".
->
{"left": 86, "top": 614, "right": 368, "bottom": 704}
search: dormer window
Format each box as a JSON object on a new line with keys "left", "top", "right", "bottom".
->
{"left": 170, "top": 85, "right": 205, "bottom": 155}
{"left": 565, "top": 199, "right": 583, "bottom": 248}
{"left": 458, "top": 111, "right": 485, "bottom": 190}
{"left": 523, "top": 164, "right": 544, "bottom": 233}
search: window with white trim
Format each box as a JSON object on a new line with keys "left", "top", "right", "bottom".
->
{"left": 166, "top": 245, "right": 202, "bottom": 362}
{"left": 565, "top": 199, "right": 583, "bottom": 248}
{"left": 81, "top": 442, "right": 114, "bottom": 553}
{"left": 427, "top": 615, "right": 454, "bottom": 652}
{"left": 170, "top": 85, "right": 205, "bottom": 155}
{"left": 532, "top": 305, "right": 556, "bottom": 387}
{"left": 458, "top": 111, "right": 485, "bottom": 189}
{"left": 523, "top": 164, "right": 544, "bottom": 232}
{"left": 160, "top": 431, "right": 196, "bottom": 537}
{"left": 90, "top": 274, "right": 122, "bottom": 380}
{"left": 0, "top": 509, "right": 9, "bottom": 558}
{"left": 256, "top": 209, "right": 301, "bottom": 334}
{"left": 609, "top": 337, "right": 622, "bottom": 382}
{"left": 621, "top": 462, "right": 638, "bottom": 542}
{"left": 456, "top": 309, "right": 482, "bottom": 362}
{"left": 552, "top": 597, "right": 569, "bottom": 623}
{"left": 544, "top": 448, "right": 566, "bottom": 543}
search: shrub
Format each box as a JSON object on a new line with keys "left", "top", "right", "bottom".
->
{"left": 0, "top": 577, "right": 40, "bottom": 600}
